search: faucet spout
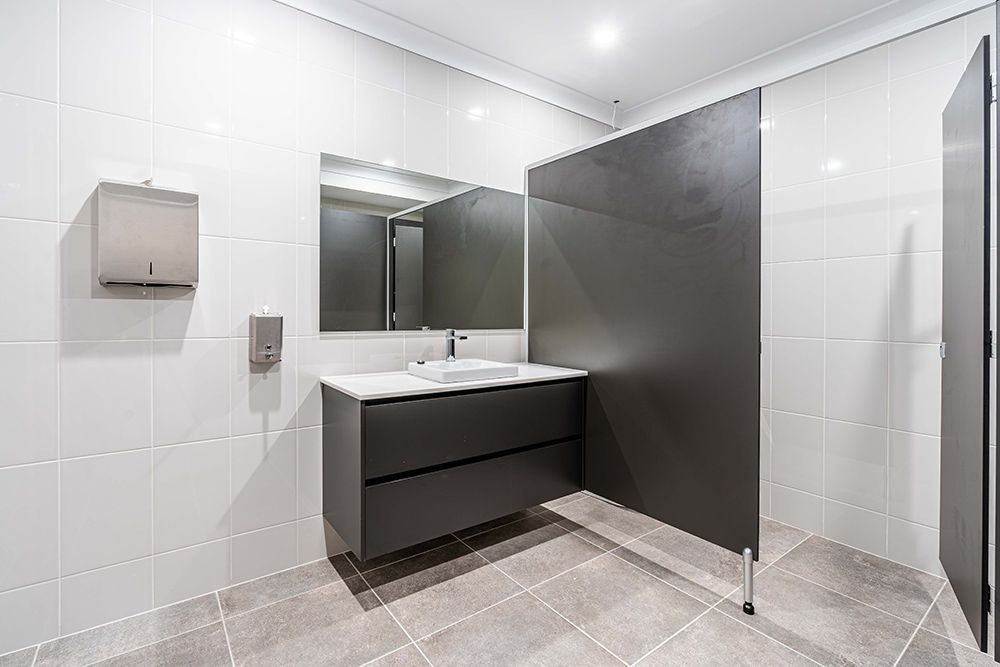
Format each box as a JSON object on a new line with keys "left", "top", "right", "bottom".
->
{"left": 444, "top": 328, "right": 468, "bottom": 362}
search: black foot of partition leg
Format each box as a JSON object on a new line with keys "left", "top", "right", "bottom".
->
{"left": 743, "top": 601, "right": 755, "bottom": 615}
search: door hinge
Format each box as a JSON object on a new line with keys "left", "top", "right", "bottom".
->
{"left": 986, "top": 584, "right": 993, "bottom": 614}
{"left": 392, "top": 311, "right": 396, "bottom": 323}
{"left": 939, "top": 342, "right": 947, "bottom": 359}
{"left": 392, "top": 236, "right": 397, "bottom": 247}
{"left": 987, "top": 330, "right": 995, "bottom": 359}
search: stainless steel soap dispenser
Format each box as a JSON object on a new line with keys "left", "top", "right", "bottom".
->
{"left": 249, "top": 306, "right": 283, "bottom": 363}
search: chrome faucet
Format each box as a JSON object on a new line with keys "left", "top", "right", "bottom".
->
{"left": 444, "top": 328, "right": 468, "bottom": 362}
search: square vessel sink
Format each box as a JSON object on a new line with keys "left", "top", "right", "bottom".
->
{"left": 408, "top": 358, "right": 519, "bottom": 383}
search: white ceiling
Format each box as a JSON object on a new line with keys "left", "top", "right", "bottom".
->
{"left": 356, "top": 0, "right": 906, "bottom": 110}
{"left": 287, "top": 0, "right": 991, "bottom": 125}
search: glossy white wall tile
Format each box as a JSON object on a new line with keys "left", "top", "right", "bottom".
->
{"left": 1, "top": 219, "right": 58, "bottom": 341}
{"left": 152, "top": 338, "right": 230, "bottom": 446}
{"left": 0, "top": 0, "right": 57, "bottom": 101}
{"left": 0, "top": 463, "right": 58, "bottom": 592}
{"left": 153, "top": 538, "right": 230, "bottom": 607}
{"left": 60, "top": 558, "right": 152, "bottom": 635}
{"left": 231, "top": 430, "right": 297, "bottom": 534}
{"left": 771, "top": 183, "right": 824, "bottom": 262}
{"left": 823, "top": 420, "right": 887, "bottom": 513}
{"left": 152, "top": 125, "right": 230, "bottom": 236}
{"left": 153, "top": 439, "right": 230, "bottom": 552}
{"left": 60, "top": 450, "right": 152, "bottom": 575}
{"left": 0, "top": 582, "right": 58, "bottom": 655}
{"left": 825, "top": 341, "right": 888, "bottom": 427}
{"left": 1, "top": 344, "right": 58, "bottom": 467}
{"left": 153, "top": 16, "right": 230, "bottom": 136}
{"left": 0, "top": 95, "right": 57, "bottom": 221}
{"left": 760, "top": 8, "right": 990, "bottom": 570}
{"left": 60, "top": 340, "right": 151, "bottom": 457}
{"left": 60, "top": 0, "right": 150, "bottom": 120}
{"left": 298, "top": 12, "right": 353, "bottom": 75}
{"left": 231, "top": 521, "right": 297, "bottom": 584}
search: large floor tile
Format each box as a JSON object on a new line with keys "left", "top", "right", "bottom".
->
{"left": 35, "top": 595, "right": 220, "bottom": 667}
{"left": 898, "top": 629, "right": 994, "bottom": 666}
{"left": 219, "top": 555, "right": 355, "bottom": 617}
{"left": 540, "top": 491, "right": 587, "bottom": 510}
{"left": 463, "top": 514, "right": 605, "bottom": 588}
{"left": 361, "top": 540, "right": 522, "bottom": 639}
{"left": 225, "top": 575, "right": 408, "bottom": 666}
{"left": 366, "top": 644, "right": 429, "bottom": 666}
{"left": 347, "top": 535, "right": 456, "bottom": 574}
{"left": 638, "top": 610, "right": 813, "bottom": 666}
{"left": 533, "top": 553, "right": 708, "bottom": 663}
{"left": 759, "top": 517, "right": 810, "bottom": 563}
{"left": 775, "top": 535, "right": 942, "bottom": 623}
{"left": 543, "top": 495, "right": 663, "bottom": 549}
{"left": 418, "top": 593, "right": 619, "bottom": 666}
{"left": 453, "top": 510, "right": 536, "bottom": 539}
{"left": 0, "top": 647, "right": 36, "bottom": 667}
{"left": 95, "top": 623, "right": 230, "bottom": 666}
{"left": 613, "top": 523, "right": 741, "bottom": 603}
{"left": 922, "top": 583, "right": 994, "bottom": 652}
{"left": 719, "top": 567, "right": 915, "bottom": 666}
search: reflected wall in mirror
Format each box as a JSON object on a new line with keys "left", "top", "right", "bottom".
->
{"left": 318, "top": 154, "right": 525, "bottom": 332}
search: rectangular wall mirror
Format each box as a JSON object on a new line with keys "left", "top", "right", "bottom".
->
{"left": 318, "top": 154, "right": 525, "bottom": 332}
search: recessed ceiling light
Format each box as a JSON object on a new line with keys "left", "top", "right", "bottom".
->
{"left": 591, "top": 24, "right": 618, "bottom": 49}
{"left": 467, "top": 106, "right": 485, "bottom": 119}
{"left": 381, "top": 159, "right": 396, "bottom": 167}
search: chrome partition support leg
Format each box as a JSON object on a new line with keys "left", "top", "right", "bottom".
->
{"left": 742, "top": 547, "right": 755, "bottom": 615}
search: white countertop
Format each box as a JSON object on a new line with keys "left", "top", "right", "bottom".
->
{"left": 320, "top": 362, "right": 587, "bottom": 400}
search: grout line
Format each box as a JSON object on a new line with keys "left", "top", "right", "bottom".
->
{"left": 772, "top": 564, "right": 924, "bottom": 628}
{"left": 359, "top": 642, "right": 429, "bottom": 666}
{"left": 216, "top": 593, "right": 236, "bottom": 667}
{"left": 449, "top": 532, "right": 627, "bottom": 665}
{"left": 76, "top": 616, "right": 225, "bottom": 667}
{"left": 892, "top": 579, "right": 948, "bottom": 666}
{"left": 344, "top": 552, "right": 435, "bottom": 666}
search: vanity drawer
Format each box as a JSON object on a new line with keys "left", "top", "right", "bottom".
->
{"left": 363, "top": 379, "right": 583, "bottom": 479}
{"left": 364, "top": 439, "right": 581, "bottom": 559}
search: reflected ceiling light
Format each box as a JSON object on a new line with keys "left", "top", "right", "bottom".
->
{"left": 233, "top": 30, "right": 255, "bottom": 43}
{"left": 825, "top": 159, "right": 843, "bottom": 173}
{"left": 467, "top": 106, "right": 485, "bottom": 118}
{"left": 381, "top": 159, "right": 396, "bottom": 167}
{"left": 591, "top": 24, "right": 618, "bottom": 49}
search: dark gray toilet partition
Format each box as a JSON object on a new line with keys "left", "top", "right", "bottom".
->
{"left": 527, "top": 89, "right": 761, "bottom": 557}
{"left": 940, "top": 36, "right": 991, "bottom": 653}
{"left": 319, "top": 208, "right": 388, "bottom": 331}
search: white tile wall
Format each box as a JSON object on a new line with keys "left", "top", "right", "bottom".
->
{"left": 0, "top": 0, "right": 609, "bottom": 653}
{"left": 761, "top": 9, "right": 994, "bottom": 577}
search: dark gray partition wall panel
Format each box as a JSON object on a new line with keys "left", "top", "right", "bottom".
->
{"left": 941, "top": 37, "right": 990, "bottom": 652}
{"left": 527, "top": 89, "right": 761, "bottom": 557}
{"left": 421, "top": 187, "right": 524, "bottom": 329}
{"left": 319, "top": 208, "right": 387, "bottom": 331}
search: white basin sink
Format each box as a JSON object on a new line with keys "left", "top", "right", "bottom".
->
{"left": 408, "top": 358, "right": 519, "bottom": 383}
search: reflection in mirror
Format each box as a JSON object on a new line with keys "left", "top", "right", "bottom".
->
{"left": 391, "top": 187, "right": 524, "bottom": 330}
{"left": 318, "top": 154, "right": 525, "bottom": 332}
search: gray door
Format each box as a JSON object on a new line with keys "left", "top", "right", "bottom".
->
{"left": 527, "top": 89, "right": 760, "bottom": 557}
{"left": 940, "top": 36, "right": 990, "bottom": 653}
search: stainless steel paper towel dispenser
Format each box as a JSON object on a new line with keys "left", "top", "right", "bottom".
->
{"left": 97, "top": 180, "right": 199, "bottom": 287}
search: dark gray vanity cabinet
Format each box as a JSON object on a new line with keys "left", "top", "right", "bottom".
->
{"left": 322, "top": 379, "right": 584, "bottom": 561}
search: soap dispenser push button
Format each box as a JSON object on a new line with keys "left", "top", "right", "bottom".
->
{"left": 249, "top": 307, "right": 283, "bottom": 363}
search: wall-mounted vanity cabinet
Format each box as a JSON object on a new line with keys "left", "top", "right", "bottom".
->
{"left": 320, "top": 365, "right": 586, "bottom": 561}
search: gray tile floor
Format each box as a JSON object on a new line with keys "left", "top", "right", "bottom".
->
{"left": 4, "top": 492, "right": 995, "bottom": 666}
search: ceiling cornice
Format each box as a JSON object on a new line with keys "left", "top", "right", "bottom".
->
{"left": 278, "top": 0, "right": 616, "bottom": 124}
{"left": 281, "top": 0, "right": 991, "bottom": 130}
